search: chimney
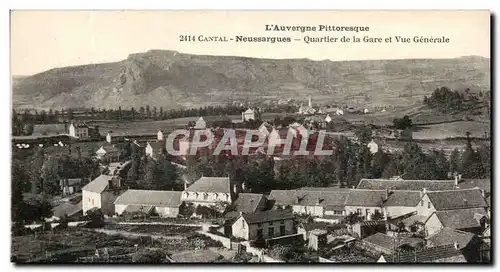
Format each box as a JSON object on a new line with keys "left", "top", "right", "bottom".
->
{"left": 316, "top": 198, "right": 321, "bottom": 205}
{"left": 454, "top": 242, "right": 459, "bottom": 250}
{"left": 422, "top": 188, "right": 427, "bottom": 195}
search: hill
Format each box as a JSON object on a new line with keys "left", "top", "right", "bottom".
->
{"left": 12, "top": 50, "right": 490, "bottom": 110}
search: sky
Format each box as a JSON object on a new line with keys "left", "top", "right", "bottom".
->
{"left": 10, "top": 10, "right": 490, "bottom": 75}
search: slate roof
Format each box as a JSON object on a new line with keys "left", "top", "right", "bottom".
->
{"left": 32, "top": 124, "right": 67, "bottom": 136}
{"left": 457, "top": 178, "right": 491, "bottom": 193}
{"left": 432, "top": 208, "right": 488, "bottom": 230}
{"left": 268, "top": 189, "right": 350, "bottom": 209}
{"left": 345, "top": 190, "right": 386, "bottom": 207}
{"left": 381, "top": 244, "right": 466, "bottom": 263}
{"left": 363, "top": 233, "right": 424, "bottom": 251}
{"left": 185, "top": 177, "right": 231, "bottom": 193}
{"left": 81, "top": 175, "right": 114, "bottom": 193}
{"left": 240, "top": 209, "right": 294, "bottom": 225}
{"left": 114, "top": 190, "right": 182, "bottom": 207}
{"left": 383, "top": 191, "right": 422, "bottom": 207}
{"left": 426, "top": 188, "right": 488, "bottom": 210}
{"left": 427, "top": 228, "right": 476, "bottom": 249}
{"left": 356, "top": 179, "right": 456, "bottom": 191}
{"left": 233, "top": 193, "right": 265, "bottom": 213}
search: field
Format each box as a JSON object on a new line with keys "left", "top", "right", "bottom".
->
{"left": 11, "top": 227, "right": 226, "bottom": 263}
{"left": 412, "top": 121, "right": 490, "bottom": 140}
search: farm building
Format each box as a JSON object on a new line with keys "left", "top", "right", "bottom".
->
{"left": 114, "top": 190, "right": 182, "bottom": 218}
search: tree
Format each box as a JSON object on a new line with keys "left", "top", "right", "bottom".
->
{"left": 393, "top": 115, "right": 412, "bottom": 130}
{"left": 29, "top": 148, "right": 45, "bottom": 194}
{"left": 85, "top": 209, "right": 104, "bottom": 228}
{"left": 449, "top": 148, "right": 461, "bottom": 174}
{"left": 355, "top": 125, "right": 372, "bottom": 144}
{"left": 40, "top": 155, "right": 61, "bottom": 195}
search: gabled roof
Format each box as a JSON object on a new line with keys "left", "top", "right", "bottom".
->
{"left": 363, "top": 233, "right": 424, "bottom": 252}
{"left": 383, "top": 191, "right": 422, "bottom": 207}
{"left": 114, "top": 190, "right": 182, "bottom": 207}
{"left": 239, "top": 209, "right": 294, "bottom": 225}
{"left": 457, "top": 178, "right": 491, "bottom": 193}
{"left": 52, "top": 201, "right": 82, "bottom": 218}
{"left": 147, "top": 141, "right": 164, "bottom": 151}
{"left": 431, "top": 208, "right": 488, "bottom": 230}
{"left": 427, "top": 228, "right": 476, "bottom": 249}
{"left": 345, "top": 190, "right": 386, "bottom": 207}
{"left": 268, "top": 189, "right": 350, "bottom": 208}
{"left": 380, "top": 244, "right": 466, "bottom": 263}
{"left": 185, "top": 177, "right": 231, "bottom": 193}
{"left": 32, "top": 124, "right": 67, "bottom": 136}
{"left": 356, "top": 179, "right": 456, "bottom": 191}
{"left": 233, "top": 193, "right": 265, "bottom": 213}
{"left": 82, "top": 174, "right": 114, "bottom": 193}
{"left": 425, "top": 188, "right": 488, "bottom": 210}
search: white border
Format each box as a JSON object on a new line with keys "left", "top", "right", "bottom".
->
{"left": 1, "top": 1, "right": 498, "bottom": 271}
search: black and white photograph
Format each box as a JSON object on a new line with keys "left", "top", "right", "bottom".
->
{"left": 9, "top": 10, "right": 491, "bottom": 264}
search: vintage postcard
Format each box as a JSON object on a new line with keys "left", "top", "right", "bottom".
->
{"left": 10, "top": 10, "right": 491, "bottom": 264}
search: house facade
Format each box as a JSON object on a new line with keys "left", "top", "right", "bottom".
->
{"left": 194, "top": 117, "right": 206, "bottom": 129}
{"left": 231, "top": 210, "right": 295, "bottom": 241}
{"left": 82, "top": 174, "right": 122, "bottom": 215}
{"left": 181, "top": 176, "right": 233, "bottom": 207}
{"left": 69, "top": 122, "right": 90, "bottom": 138}
{"left": 242, "top": 108, "right": 256, "bottom": 122}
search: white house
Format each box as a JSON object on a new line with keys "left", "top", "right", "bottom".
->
{"left": 195, "top": 117, "right": 207, "bottom": 130}
{"left": 181, "top": 176, "right": 233, "bottom": 207}
{"left": 231, "top": 210, "right": 296, "bottom": 241}
{"left": 69, "top": 122, "right": 90, "bottom": 138}
{"left": 157, "top": 130, "right": 164, "bottom": 141}
{"left": 82, "top": 174, "right": 121, "bottom": 215}
{"left": 106, "top": 133, "right": 112, "bottom": 143}
{"left": 242, "top": 108, "right": 256, "bottom": 122}
{"left": 363, "top": 108, "right": 369, "bottom": 114}
{"left": 325, "top": 114, "right": 332, "bottom": 123}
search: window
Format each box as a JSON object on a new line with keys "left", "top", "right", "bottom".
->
{"left": 428, "top": 201, "right": 431, "bottom": 209}
{"left": 420, "top": 200, "right": 424, "bottom": 206}
{"left": 242, "top": 220, "right": 245, "bottom": 229}
{"left": 334, "top": 210, "right": 343, "bottom": 215}
{"left": 257, "top": 224, "right": 262, "bottom": 228}
{"left": 280, "top": 225, "right": 286, "bottom": 236}
{"left": 268, "top": 227, "right": 274, "bottom": 237}
{"left": 257, "top": 229, "right": 263, "bottom": 238}
{"left": 280, "top": 220, "right": 285, "bottom": 225}
{"left": 204, "top": 193, "right": 208, "bottom": 200}
{"left": 269, "top": 221, "right": 273, "bottom": 226}
{"left": 356, "top": 209, "right": 362, "bottom": 215}
{"left": 366, "top": 209, "right": 370, "bottom": 216}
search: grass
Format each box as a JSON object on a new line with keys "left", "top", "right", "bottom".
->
{"left": 412, "top": 121, "right": 490, "bottom": 140}
{"left": 103, "top": 224, "right": 201, "bottom": 236}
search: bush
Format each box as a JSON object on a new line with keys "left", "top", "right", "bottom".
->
{"left": 132, "top": 249, "right": 165, "bottom": 263}
{"left": 85, "top": 209, "right": 104, "bottom": 228}
{"left": 251, "top": 237, "right": 267, "bottom": 249}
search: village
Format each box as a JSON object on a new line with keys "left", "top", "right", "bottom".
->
{"left": 10, "top": 96, "right": 491, "bottom": 264}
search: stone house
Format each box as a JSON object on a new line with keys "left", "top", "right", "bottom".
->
{"left": 231, "top": 209, "right": 295, "bottom": 241}
{"left": 181, "top": 176, "right": 234, "bottom": 207}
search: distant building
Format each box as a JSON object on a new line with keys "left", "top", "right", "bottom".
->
{"left": 32, "top": 123, "right": 68, "bottom": 137}
{"left": 82, "top": 174, "right": 122, "bottom": 215}
{"left": 325, "top": 114, "right": 332, "bottom": 123}
{"left": 95, "top": 144, "right": 121, "bottom": 162}
{"left": 242, "top": 108, "right": 256, "bottom": 122}
{"left": 367, "top": 140, "right": 379, "bottom": 154}
{"left": 195, "top": 117, "right": 207, "bottom": 129}
{"left": 59, "top": 178, "right": 83, "bottom": 197}
{"left": 378, "top": 244, "right": 467, "bottom": 263}
{"left": 114, "top": 190, "right": 182, "bottom": 218}
{"left": 145, "top": 141, "right": 164, "bottom": 159}
{"left": 157, "top": 130, "right": 164, "bottom": 141}
{"left": 298, "top": 96, "right": 316, "bottom": 115}
{"left": 231, "top": 209, "right": 296, "bottom": 241}
{"left": 69, "top": 122, "right": 90, "bottom": 138}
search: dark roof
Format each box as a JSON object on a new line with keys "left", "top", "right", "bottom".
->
{"left": 384, "top": 191, "right": 421, "bottom": 207}
{"left": 345, "top": 190, "right": 386, "bottom": 207}
{"left": 300, "top": 187, "right": 344, "bottom": 191}
{"left": 268, "top": 189, "right": 350, "bottom": 208}
{"left": 32, "top": 124, "right": 67, "bottom": 136}
{"left": 298, "top": 221, "right": 332, "bottom": 231}
{"left": 81, "top": 175, "right": 114, "bottom": 193}
{"left": 233, "top": 193, "right": 265, "bottom": 213}
{"left": 52, "top": 201, "right": 82, "bottom": 218}
{"left": 457, "top": 178, "right": 491, "bottom": 193}
{"left": 185, "top": 177, "right": 231, "bottom": 193}
{"left": 147, "top": 141, "right": 164, "bottom": 151}
{"left": 114, "top": 190, "right": 182, "bottom": 207}
{"left": 432, "top": 208, "right": 488, "bottom": 230}
{"left": 239, "top": 209, "right": 294, "bottom": 225}
{"left": 59, "top": 178, "right": 83, "bottom": 186}
{"left": 363, "top": 233, "right": 424, "bottom": 251}
{"left": 426, "top": 188, "right": 488, "bottom": 210}
{"left": 427, "top": 228, "right": 476, "bottom": 249}
{"left": 356, "top": 179, "right": 456, "bottom": 191}
{"left": 381, "top": 244, "right": 466, "bottom": 263}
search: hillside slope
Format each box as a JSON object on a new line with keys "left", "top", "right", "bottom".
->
{"left": 12, "top": 50, "right": 490, "bottom": 110}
